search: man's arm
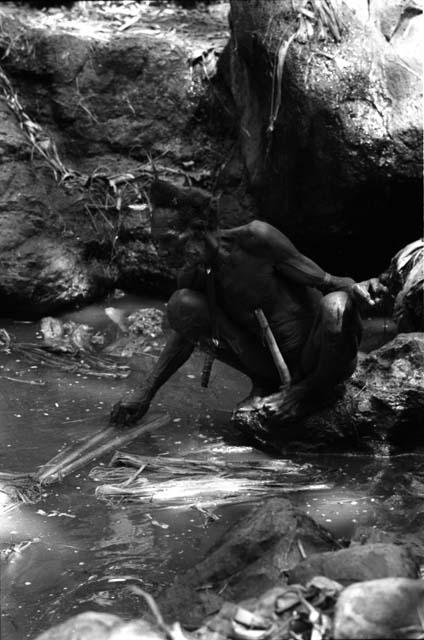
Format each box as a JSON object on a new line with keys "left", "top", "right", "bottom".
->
{"left": 244, "top": 220, "right": 354, "bottom": 292}
{"left": 244, "top": 220, "right": 388, "bottom": 306}
{"left": 110, "top": 330, "right": 194, "bottom": 426}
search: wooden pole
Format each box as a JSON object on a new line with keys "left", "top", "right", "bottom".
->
{"left": 254, "top": 308, "right": 291, "bottom": 388}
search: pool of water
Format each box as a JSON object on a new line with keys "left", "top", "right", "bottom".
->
{"left": 0, "top": 296, "right": 421, "bottom": 639}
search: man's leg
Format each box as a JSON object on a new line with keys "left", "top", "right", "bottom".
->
{"left": 167, "top": 288, "right": 280, "bottom": 390}
{"left": 263, "top": 291, "right": 361, "bottom": 420}
{"left": 299, "top": 291, "right": 362, "bottom": 390}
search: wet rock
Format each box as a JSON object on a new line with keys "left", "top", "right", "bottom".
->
{"left": 233, "top": 332, "right": 424, "bottom": 454}
{"left": 287, "top": 543, "right": 420, "bottom": 587}
{"left": 0, "top": 234, "right": 113, "bottom": 316}
{"left": 34, "top": 611, "right": 166, "bottom": 640}
{"left": 226, "top": 0, "right": 423, "bottom": 277}
{"left": 159, "top": 497, "right": 337, "bottom": 628}
{"left": 333, "top": 577, "right": 424, "bottom": 639}
{"left": 382, "top": 239, "right": 424, "bottom": 331}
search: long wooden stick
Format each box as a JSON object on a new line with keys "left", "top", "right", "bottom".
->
{"left": 36, "top": 427, "right": 114, "bottom": 484}
{"left": 36, "top": 413, "right": 170, "bottom": 486}
{"left": 254, "top": 308, "right": 291, "bottom": 388}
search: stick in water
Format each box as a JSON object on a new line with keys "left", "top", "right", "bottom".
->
{"left": 36, "top": 413, "right": 170, "bottom": 486}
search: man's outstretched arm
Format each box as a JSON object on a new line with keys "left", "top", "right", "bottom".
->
{"left": 110, "top": 330, "right": 194, "bottom": 426}
{"left": 245, "top": 220, "right": 387, "bottom": 305}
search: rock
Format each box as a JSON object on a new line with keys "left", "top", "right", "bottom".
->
{"left": 0, "top": 234, "right": 114, "bottom": 316}
{"left": 225, "top": 0, "right": 423, "bottom": 277}
{"left": 287, "top": 543, "right": 420, "bottom": 587}
{"left": 382, "top": 239, "right": 424, "bottom": 331}
{"left": 33, "top": 611, "right": 166, "bottom": 640}
{"left": 159, "top": 497, "right": 337, "bottom": 628}
{"left": 104, "top": 307, "right": 165, "bottom": 357}
{"left": 0, "top": 5, "right": 243, "bottom": 314}
{"left": 333, "top": 577, "right": 424, "bottom": 639}
{"left": 233, "top": 332, "right": 424, "bottom": 454}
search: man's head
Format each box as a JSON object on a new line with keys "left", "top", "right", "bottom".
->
{"left": 150, "top": 180, "right": 217, "bottom": 267}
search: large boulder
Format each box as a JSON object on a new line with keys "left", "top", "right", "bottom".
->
{"left": 225, "top": 0, "right": 423, "bottom": 277}
{"left": 233, "top": 332, "right": 424, "bottom": 454}
{"left": 159, "top": 497, "right": 337, "bottom": 628}
{"left": 333, "top": 577, "right": 424, "bottom": 639}
{"left": 0, "top": 3, "right": 233, "bottom": 315}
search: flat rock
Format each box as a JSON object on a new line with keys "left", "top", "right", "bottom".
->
{"left": 287, "top": 543, "right": 420, "bottom": 587}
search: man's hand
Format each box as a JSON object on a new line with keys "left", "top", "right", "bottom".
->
{"left": 110, "top": 394, "right": 151, "bottom": 428}
{"left": 351, "top": 278, "right": 389, "bottom": 307}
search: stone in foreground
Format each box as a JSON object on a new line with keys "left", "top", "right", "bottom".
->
{"left": 333, "top": 577, "right": 424, "bottom": 639}
{"left": 159, "top": 497, "right": 337, "bottom": 628}
{"left": 34, "top": 612, "right": 166, "bottom": 640}
{"left": 287, "top": 543, "right": 420, "bottom": 587}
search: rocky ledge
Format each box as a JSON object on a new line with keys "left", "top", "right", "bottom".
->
{"left": 233, "top": 332, "right": 424, "bottom": 455}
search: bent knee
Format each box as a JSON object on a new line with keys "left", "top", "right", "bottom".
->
{"left": 167, "top": 289, "right": 208, "bottom": 332}
{"left": 320, "top": 291, "right": 354, "bottom": 333}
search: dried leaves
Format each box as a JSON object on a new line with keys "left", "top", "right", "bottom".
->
{"left": 297, "top": 0, "right": 343, "bottom": 44}
{"left": 227, "top": 578, "right": 342, "bottom": 640}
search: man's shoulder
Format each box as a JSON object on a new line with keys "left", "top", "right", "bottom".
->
{"left": 233, "top": 220, "right": 280, "bottom": 249}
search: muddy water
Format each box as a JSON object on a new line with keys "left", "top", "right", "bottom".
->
{"left": 0, "top": 296, "right": 421, "bottom": 639}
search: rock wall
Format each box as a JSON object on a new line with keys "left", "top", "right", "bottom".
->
{"left": 225, "top": 0, "right": 423, "bottom": 278}
{"left": 0, "top": 1, "right": 422, "bottom": 315}
{"left": 0, "top": 2, "right": 240, "bottom": 316}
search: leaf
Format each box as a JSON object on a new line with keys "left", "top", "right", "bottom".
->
{"left": 275, "top": 590, "right": 303, "bottom": 613}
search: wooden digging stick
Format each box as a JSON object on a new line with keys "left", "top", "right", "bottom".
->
{"left": 254, "top": 308, "right": 291, "bottom": 388}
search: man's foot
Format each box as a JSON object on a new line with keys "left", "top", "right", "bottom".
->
{"left": 236, "top": 381, "right": 279, "bottom": 412}
{"left": 236, "top": 382, "right": 317, "bottom": 421}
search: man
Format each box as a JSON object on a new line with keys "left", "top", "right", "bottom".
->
{"left": 110, "top": 181, "right": 387, "bottom": 426}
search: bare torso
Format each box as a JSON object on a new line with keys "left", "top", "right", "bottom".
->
{"left": 212, "top": 227, "right": 321, "bottom": 359}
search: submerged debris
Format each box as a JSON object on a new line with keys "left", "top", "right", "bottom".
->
{"left": 0, "top": 471, "right": 42, "bottom": 512}
{"left": 0, "top": 325, "right": 130, "bottom": 378}
{"left": 89, "top": 451, "right": 329, "bottom": 509}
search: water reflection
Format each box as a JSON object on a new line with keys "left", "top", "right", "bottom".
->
{"left": 0, "top": 299, "right": 422, "bottom": 639}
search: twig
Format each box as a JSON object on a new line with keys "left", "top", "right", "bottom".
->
{"left": 123, "top": 463, "right": 147, "bottom": 486}
{"left": 0, "top": 375, "right": 45, "bottom": 386}
{"left": 297, "top": 538, "right": 307, "bottom": 559}
{"left": 129, "top": 586, "right": 188, "bottom": 640}
{"left": 354, "top": 383, "right": 367, "bottom": 398}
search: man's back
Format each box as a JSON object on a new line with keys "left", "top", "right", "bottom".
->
{"left": 208, "top": 222, "right": 321, "bottom": 358}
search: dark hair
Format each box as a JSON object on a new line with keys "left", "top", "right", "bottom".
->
{"left": 150, "top": 179, "right": 217, "bottom": 231}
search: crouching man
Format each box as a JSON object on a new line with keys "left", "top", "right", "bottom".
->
{"left": 111, "top": 182, "right": 387, "bottom": 426}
